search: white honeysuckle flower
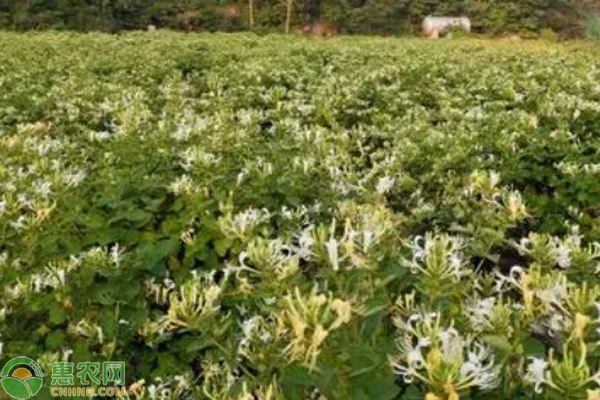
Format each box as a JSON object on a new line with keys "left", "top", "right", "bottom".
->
{"left": 489, "top": 171, "right": 501, "bottom": 187}
{"left": 163, "top": 278, "right": 176, "bottom": 290}
{"left": 410, "top": 236, "right": 428, "bottom": 262}
{"left": 62, "top": 170, "right": 86, "bottom": 187}
{"left": 404, "top": 234, "right": 468, "bottom": 281}
{"left": 238, "top": 252, "right": 249, "bottom": 270}
{"left": 147, "top": 384, "right": 158, "bottom": 398}
{"left": 168, "top": 175, "right": 194, "bottom": 195}
{"left": 506, "top": 191, "right": 527, "bottom": 218}
{"left": 16, "top": 193, "right": 32, "bottom": 209}
{"left": 418, "top": 337, "right": 432, "bottom": 348}
{"left": 295, "top": 226, "right": 314, "bottom": 260}
{"left": 516, "top": 237, "right": 532, "bottom": 255}
{"left": 448, "top": 252, "right": 463, "bottom": 270}
{"left": 546, "top": 313, "right": 567, "bottom": 337}
{"left": 241, "top": 316, "right": 260, "bottom": 338}
{"left": 179, "top": 147, "right": 218, "bottom": 171}
{"left": 439, "top": 327, "right": 462, "bottom": 363}
{"left": 326, "top": 238, "right": 340, "bottom": 271}
{"left": 466, "top": 297, "right": 495, "bottom": 331}
{"left": 34, "top": 180, "right": 52, "bottom": 197}
{"left": 344, "top": 228, "right": 358, "bottom": 245}
{"left": 392, "top": 311, "right": 499, "bottom": 392}
{"left": 97, "top": 326, "right": 104, "bottom": 344}
{"left": 537, "top": 284, "right": 567, "bottom": 309}
{"left": 31, "top": 274, "right": 44, "bottom": 293}
{"left": 89, "top": 131, "right": 111, "bottom": 141}
{"left": 362, "top": 230, "right": 375, "bottom": 253}
{"left": 525, "top": 357, "right": 548, "bottom": 393}
{"left": 264, "top": 297, "right": 276, "bottom": 305}
{"left": 259, "top": 331, "right": 272, "bottom": 343}
{"left": 376, "top": 176, "right": 395, "bottom": 195}
{"left": 567, "top": 225, "right": 582, "bottom": 246}
{"left": 280, "top": 206, "right": 293, "bottom": 220}
{"left": 556, "top": 243, "right": 571, "bottom": 269}
{"left": 110, "top": 243, "right": 122, "bottom": 267}
{"left": 459, "top": 343, "right": 498, "bottom": 389}
{"left": 222, "top": 263, "right": 241, "bottom": 279}
{"left": 406, "top": 346, "right": 425, "bottom": 368}
{"left": 493, "top": 273, "right": 509, "bottom": 293}
{"left": 239, "top": 316, "right": 262, "bottom": 350}
{"left": 62, "top": 349, "right": 73, "bottom": 362}
{"left": 237, "top": 110, "right": 253, "bottom": 125}
{"left": 390, "top": 362, "right": 417, "bottom": 384}
{"left": 229, "top": 208, "right": 268, "bottom": 236}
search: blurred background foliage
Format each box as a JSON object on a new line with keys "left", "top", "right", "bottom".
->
{"left": 0, "top": 0, "right": 600, "bottom": 38}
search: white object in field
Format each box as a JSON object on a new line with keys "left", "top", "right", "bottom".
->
{"left": 147, "top": 24, "right": 157, "bottom": 31}
{"left": 422, "top": 16, "right": 471, "bottom": 38}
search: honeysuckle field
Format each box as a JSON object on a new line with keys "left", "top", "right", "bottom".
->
{"left": 2, "top": 32, "right": 600, "bottom": 400}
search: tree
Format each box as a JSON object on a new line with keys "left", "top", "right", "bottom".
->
{"left": 285, "top": 0, "right": 293, "bottom": 33}
{"left": 0, "top": 0, "right": 595, "bottom": 36}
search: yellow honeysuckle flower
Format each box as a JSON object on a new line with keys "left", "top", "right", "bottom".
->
{"left": 444, "top": 382, "right": 459, "bottom": 400}
{"left": 588, "top": 389, "right": 600, "bottom": 400}
{"left": 574, "top": 312, "right": 591, "bottom": 342}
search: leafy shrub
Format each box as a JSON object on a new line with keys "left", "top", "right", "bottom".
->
{"left": 583, "top": 13, "right": 600, "bottom": 41}
{"left": 1, "top": 33, "right": 600, "bottom": 399}
{"left": 539, "top": 28, "right": 558, "bottom": 42}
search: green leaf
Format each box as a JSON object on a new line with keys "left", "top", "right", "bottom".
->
{"left": 49, "top": 307, "right": 67, "bottom": 325}
{"left": 214, "top": 237, "right": 232, "bottom": 257}
{"left": 353, "top": 375, "right": 399, "bottom": 400}
{"left": 45, "top": 330, "right": 66, "bottom": 350}
{"left": 522, "top": 336, "right": 546, "bottom": 357}
{"left": 137, "top": 238, "right": 179, "bottom": 268}
{"left": 482, "top": 335, "right": 514, "bottom": 355}
{"left": 400, "top": 385, "right": 425, "bottom": 400}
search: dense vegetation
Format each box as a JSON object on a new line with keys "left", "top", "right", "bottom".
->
{"left": 3, "top": 32, "right": 600, "bottom": 399}
{"left": 0, "top": 0, "right": 598, "bottom": 36}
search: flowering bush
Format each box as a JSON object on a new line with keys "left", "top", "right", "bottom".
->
{"left": 1, "top": 32, "right": 600, "bottom": 399}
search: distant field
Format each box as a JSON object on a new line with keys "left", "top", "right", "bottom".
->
{"left": 2, "top": 32, "right": 600, "bottom": 399}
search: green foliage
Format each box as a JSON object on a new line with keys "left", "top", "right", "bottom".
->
{"left": 583, "top": 13, "right": 600, "bottom": 41}
{"left": 0, "top": 0, "right": 596, "bottom": 36}
{"left": 2, "top": 32, "right": 600, "bottom": 399}
{"left": 539, "top": 28, "right": 558, "bottom": 41}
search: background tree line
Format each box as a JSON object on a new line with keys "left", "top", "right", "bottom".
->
{"left": 0, "top": 0, "right": 598, "bottom": 37}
